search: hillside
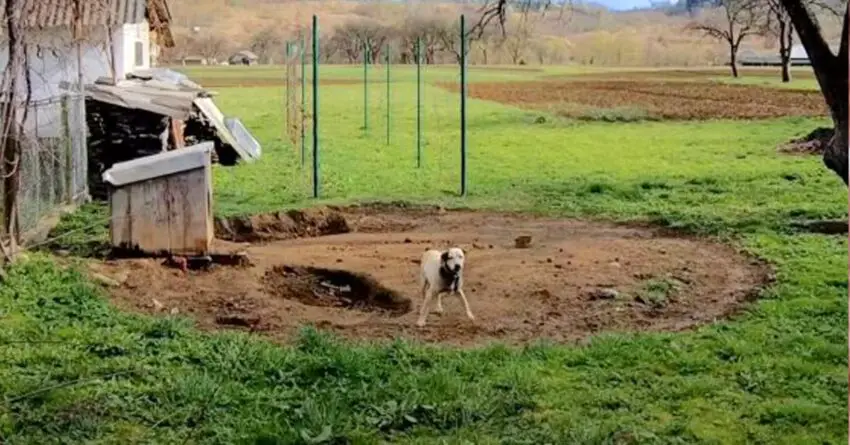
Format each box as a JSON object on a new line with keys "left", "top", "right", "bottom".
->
{"left": 163, "top": 0, "right": 845, "bottom": 66}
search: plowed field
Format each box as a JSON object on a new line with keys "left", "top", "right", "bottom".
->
{"left": 440, "top": 80, "right": 827, "bottom": 120}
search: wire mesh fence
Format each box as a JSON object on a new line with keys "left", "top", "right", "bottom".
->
{"left": 16, "top": 93, "right": 88, "bottom": 235}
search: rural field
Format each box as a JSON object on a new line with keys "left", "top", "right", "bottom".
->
{"left": 2, "top": 64, "right": 847, "bottom": 443}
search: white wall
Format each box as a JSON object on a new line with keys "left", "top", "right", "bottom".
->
{"left": 112, "top": 21, "right": 151, "bottom": 80}
{"left": 0, "top": 22, "right": 152, "bottom": 138}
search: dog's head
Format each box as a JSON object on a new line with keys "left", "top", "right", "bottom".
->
{"left": 441, "top": 247, "right": 465, "bottom": 273}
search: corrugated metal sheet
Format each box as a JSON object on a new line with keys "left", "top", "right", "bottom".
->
{"left": 18, "top": 0, "right": 146, "bottom": 29}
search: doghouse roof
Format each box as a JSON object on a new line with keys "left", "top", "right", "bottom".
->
{"left": 103, "top": 142, "right": 212, "bottom": 187}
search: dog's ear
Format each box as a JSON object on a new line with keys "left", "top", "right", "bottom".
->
{"left": 441, "top": 251, "right": 449, "bottom": 262}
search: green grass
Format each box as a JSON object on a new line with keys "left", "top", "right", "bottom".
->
{"left": 212, "top": 81, "right": 844, "bottom": 234}
{"left": 712, "top": 75, "right": 820, "bottom": 91}
{"left": 176, "top": 64, "right": 821, "bottom": 90}
{"left": 4, "top": 66, "right": 847, "bottom": 443}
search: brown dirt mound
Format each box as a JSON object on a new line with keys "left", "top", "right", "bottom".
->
{"left": 438, "top": 80, "right": 827, "bottom": 120}
{"left": 93, "top": 206, "right": 772, "bottom": 346}
{"left": 778, "top": 127, "right": 833, "bottom": 155}
{"left": 214, "top": 206, "right": 350, "bottom": 242}
{"left": 263, "top": 264, "right": 412, "bottom": 314}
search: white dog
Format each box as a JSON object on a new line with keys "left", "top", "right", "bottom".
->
{"left": 416, "top": 247, "right": 474, "bottom": 327}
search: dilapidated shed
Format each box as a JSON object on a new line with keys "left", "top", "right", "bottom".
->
{"left": 103, "top": 142, "right": 214, "bottom": 256}
{"left": 62, "top": 68, "right": 261, "bottom": 200}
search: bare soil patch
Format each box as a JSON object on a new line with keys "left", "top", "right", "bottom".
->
{"left": 778, "top": 127, "right": 833, "bottom": 155}
{"left": 545, "top": 68, "right": 815, "bottom": 81}
{"left": 91, "top": 205, "right": 772, "bottom": 346}
{"left": 438, "top": 80, "right": 827, "bottom": 120}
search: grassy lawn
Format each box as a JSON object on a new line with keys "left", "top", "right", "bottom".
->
{"left": 2, "top": 66, "right": 847, "bottom": 443}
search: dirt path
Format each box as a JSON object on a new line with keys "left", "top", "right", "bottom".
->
{"left": 92, "top": 205, "right": 771, "bottom": 346}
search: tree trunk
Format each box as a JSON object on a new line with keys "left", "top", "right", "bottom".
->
{"left": 780, "top": 0, "right": 848, "bottom": 185}
{"left": 729, "top": 47, "right": 739, "bottom": 77}
{"left": 2, "top": 0, "right": 22, "bottom": 246}
{"left": 780, "top": 53, "right": 791, "bottom": 82}
{"left": 825, "top": 116, "right": 848, "bottom": 184}
{"left": 778, "top": 20, "right": 792, "bottom": 83}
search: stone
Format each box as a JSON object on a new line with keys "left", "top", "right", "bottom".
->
{"left": 588, "top": 288, "right": 619, "bottom": 300}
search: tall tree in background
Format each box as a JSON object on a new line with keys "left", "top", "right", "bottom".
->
{"left": 765, "top": 0, "right": 795, "bottom": 82}
{"left": 195, "top": 34, "right": 227, "bottom": 64}
{"left": 402, "top": 16, "right": 444, "bottom": 64}
{"left": 686, "top": 0, "right": 766, "bottom": 77}
{"left": 249, "top": 27, "right": 284, "bottom": 64}
{"left": 763, "top": 0, "right": 843, "bottom": 84}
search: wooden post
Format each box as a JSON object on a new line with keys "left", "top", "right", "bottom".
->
{"left": 61, "top": 95, "right": 72, "bottom": 202}
{"left": 170, "top": 118, "right": 185, "bottom": 150}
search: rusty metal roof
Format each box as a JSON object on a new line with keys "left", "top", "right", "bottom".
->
{"left": 18, "top": 0, "right": 148, "bottom": 29}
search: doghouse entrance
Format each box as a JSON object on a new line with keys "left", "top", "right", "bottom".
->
{"left": 263, "top": 265, "right": 412, "bottom": 315}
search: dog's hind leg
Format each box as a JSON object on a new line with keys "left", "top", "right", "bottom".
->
{"left": 456, "top": 289, "right": 475, "bottom": 321}
{"left": 417, "top": 287, "right": 435, "bottom": 327}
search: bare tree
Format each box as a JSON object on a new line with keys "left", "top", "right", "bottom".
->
{"left": 763, "top": 1, "right": 845, "bottom": 83}
{"left": 474, "top": 24, "right": 500, "bottom": 64}
{"left": 402, "top": 15, "right": 445, "bottom": 64}
{"left": 194, "top": 34, "right": 227, "bottom": 64}
{"left": 330, "top": 19, "right": 391, "bottom": 64}
{"left": 779, "top": 0, "right": 847, "bottom": 184}
{"left": 249, "top": 27, "right": 284, "bottom": 64}
{"left": 468, "top": 0, "right": 569, "bottom": 39}
{"left": 764, "top": 0, "right": 795, "bottom": 81}
{"left": 687, "top": 0, "right": 767, "bottom": 77}
{"left": 329, "top": 30, "right": 361, "bottom": 63}
{"left": 437, "top": 15, "right": 488, "bottom": 64}
{"left": 502, "top": 14, "right": 535, "bottom": 64}
{"left": 319, "top": 35, "right": 339, "bottom": 63}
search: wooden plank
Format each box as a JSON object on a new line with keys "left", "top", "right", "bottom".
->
{"left": 205, "top": 160, "right": 214, "bottom": 245}
{"left": 170, "top": 118, "right": 185, "bottom": 150}
{"left": 129, "top": 178, "right": 171, "bottom": 254}
{"left": 164, "top": 168, "right": 211, "bottom": 255}
{"left": 165, "top": 171, "right": 187, "bottom": 254}
{"left": 109, "top": 187, "right": 132, "bottom": 248}
{"left": 185, "top": 168, "right": 212, "bottom": 254}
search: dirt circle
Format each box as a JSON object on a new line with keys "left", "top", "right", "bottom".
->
{"left": 94, "top": 205, "right": 771, "bottom": 346}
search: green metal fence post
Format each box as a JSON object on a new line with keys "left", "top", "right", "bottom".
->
{"left": 385, "top": 43, "right": 390, "bottom": 146}
{"left": 285, "top": 41, "right": 291, "bottom": 142}
{"left": 363, "top": 39, "right": 369, "bottom": 133}
{"left": 460, "top": 15, "right": 468, "bottom": 197}
{"left": 312, "top": 16, "right": 320, "bottom": 198}
{"left": 301, "top": 33, "right": 307, "bottom": 168}
{"left": 416, "top": 37, "right": 422, "bottom": 169}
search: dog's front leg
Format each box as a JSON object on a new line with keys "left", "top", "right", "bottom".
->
{"left": 457, "top": 289, "right": 475, "bottom": 321}
{"left": 417, "top": 287, "right": 435, "bottom": 327}
{"left": 435, "top": 292, "right": 444, "bottom": 314}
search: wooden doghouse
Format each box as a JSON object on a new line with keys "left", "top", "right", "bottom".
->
{"left": 103, "top": 142, "right": 214, "bottom": 256}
